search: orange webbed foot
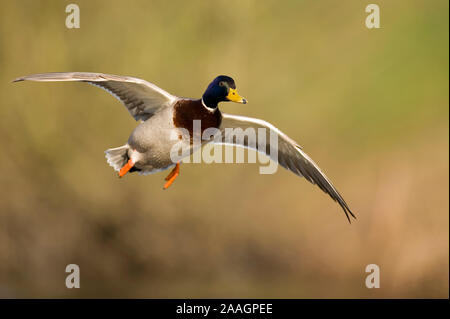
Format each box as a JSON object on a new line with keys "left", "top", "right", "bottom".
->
{"left": 118, "top": 159, "right": 134, "bottom": 178}
{"left": 163, "top": 162, "right": 180, "bottom": 189}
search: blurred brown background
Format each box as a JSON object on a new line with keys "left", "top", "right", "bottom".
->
{"left": 0, "top": 0, "right": 448, "bottom": 298}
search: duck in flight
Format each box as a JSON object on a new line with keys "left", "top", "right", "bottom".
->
{"left": 13, "top": 72, "right": 355, "bottom": 222}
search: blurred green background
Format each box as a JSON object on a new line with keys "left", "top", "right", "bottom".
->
{"left": 0, "top": 0, "right": 448, "bottom": 298}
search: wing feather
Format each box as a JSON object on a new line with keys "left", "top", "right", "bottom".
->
{"left": 13, "top": 72, "right": 177, "bottom": 121}
{"left": 217, "top": 113, "right": 355, "bottom": 222}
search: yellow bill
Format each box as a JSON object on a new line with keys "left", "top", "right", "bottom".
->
{"left": 227, "top": 88, "right": 247, "bottom": 104}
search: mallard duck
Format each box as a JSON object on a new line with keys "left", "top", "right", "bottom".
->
{"left": 13, "top": 72, "right": 355, "bottom": 222}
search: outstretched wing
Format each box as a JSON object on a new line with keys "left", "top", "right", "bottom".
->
{"left": 217, "top": 113, "right": 355, "bottom": 222}
{"left": 13, "top": 72, "right": 177, "bottom": 121}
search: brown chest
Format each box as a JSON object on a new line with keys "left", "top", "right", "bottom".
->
{"left": 173, "top": 99, "right": 222, "bottom": 140}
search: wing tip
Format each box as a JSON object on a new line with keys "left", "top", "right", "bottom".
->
{"left": 12, "top": 76, "right": 25, "bottom": 83}
{"left": 342, "top": 204, "right": 356, "bottom": 224}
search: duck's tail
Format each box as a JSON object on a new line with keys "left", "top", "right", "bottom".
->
{"left": 105, "top": 144, "right": 130, "bottom": 172}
